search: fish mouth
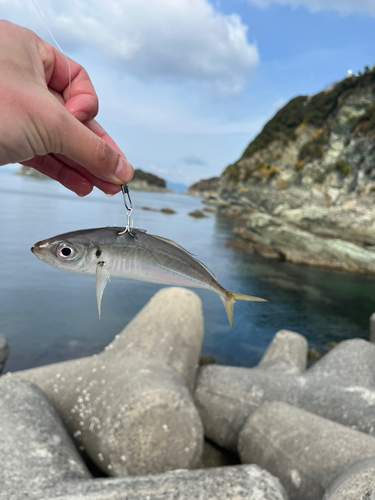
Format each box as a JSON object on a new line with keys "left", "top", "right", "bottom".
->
{"left": 30, "top": 241, "right": 48, "bottom": 259}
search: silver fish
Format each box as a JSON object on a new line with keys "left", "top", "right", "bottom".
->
{"left": 31, "top": 227, "right": 266, "bottom": 325}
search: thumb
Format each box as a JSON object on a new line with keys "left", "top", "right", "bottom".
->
{"left": 59, "top": 112, "right": 133, "bottom": 185}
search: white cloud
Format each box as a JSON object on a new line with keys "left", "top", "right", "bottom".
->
{"left": 182, "top": 156, "right": 208, "bottom": 166}
{"left": 246, "top": 0, "right": 375, "bottom": 16}
{"left": 2, "top": 0, "right": 259, "bottom": 91}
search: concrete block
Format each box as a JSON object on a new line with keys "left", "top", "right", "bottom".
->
{"left": 307, "top": 338, "right": 375, "bottom": 387}
{"left": 323, "top": 458, "right": 375, "bottom": 500}
{"left": 258, "top": 329, "right": 307, "bottom": 374}
{"left": 12, "top": 288, "right": 204, "bottom": 477}
{"left": 0, "top": 378, "right": 90, "bottom": 500}
{"left": 298, "top": 377, "right": 375, "bottom": 435}
{"left": 0, "top": 332, "right": 9, "bottom": 375}
{"left": 195, "top": 365, "right": 303, "bottom": 451}
{"left": 370, "top": 313, "right": 375, "bottom": 343}
{"left": 195, "top": 339, "right": 375, "bottom": 452}
{"left": 45, "top": 465, "right": 289, "bottom": 500}
{"left": 238, "top": 402, "right": 375, "bottom": 500}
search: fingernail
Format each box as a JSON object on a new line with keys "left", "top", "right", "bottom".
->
{"left": 74, "top": 111, "right": 88, "bottom": 122}
{"left": 115, "top": 156, "right": 133, "bottom": 182}
{"left": 105, "top": 192, "right": 115, "bottom": 197}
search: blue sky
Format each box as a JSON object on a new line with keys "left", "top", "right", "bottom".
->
{"left": 1, "top": 0, "right": 374, "bottom": 186}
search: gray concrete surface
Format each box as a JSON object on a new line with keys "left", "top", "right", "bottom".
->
{"left": 195, "top": 338, "right": 375, "bottom": 452}
{"left": 0, "top": 332, "right": 9, "bottom": 375}
{"left": 12, "top": 288, "right": 204, "bottom": 477}
{"left": 323, "top": 458, "right": 375, "bottom": 500}
{"left": 45, "top": 465, "right": 289, "bottom": 500}
{"left": 0, "top": 378, "right": 90, "bottom": 500}
{"left": 238, "top": 402, "right": 375, "bottom": 500}
{"left": 258, "top": 329, "right": 307, "bottom": 374}
{"left": 370, "top": 313, "right": 375, "bottom": 344}
{"left": 308, "top": 338, "right": 375, "bottom": 387}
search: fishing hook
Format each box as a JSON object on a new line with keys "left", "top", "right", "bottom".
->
{"left": 117, "top": 184, "right": 134, "bottom": 236}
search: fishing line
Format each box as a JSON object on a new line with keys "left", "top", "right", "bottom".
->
{"left": 31, "top": 1, "right": 134, "bottom": 230}
{"left": 31, "top": 0, "right": 72, "bottom": 101}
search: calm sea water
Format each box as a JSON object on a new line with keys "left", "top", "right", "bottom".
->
{"left": 1, "top": 171, "right": 374, "bottom": 372}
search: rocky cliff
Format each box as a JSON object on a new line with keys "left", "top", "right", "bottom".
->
{"left": 186, "top": 177, "right": 220, "bottom": 197}
{"left": 217, "top": 66, "right": 375, "bottom": 274}
{"left": 128, "top": 169, "right": 172, "bottom": 192}
{"left": 17, "top": 166, "right": 171, "bottom": 193}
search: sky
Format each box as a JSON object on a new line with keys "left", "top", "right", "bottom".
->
{"left": 0, "top": 0, "right": 374, "bottom": 186}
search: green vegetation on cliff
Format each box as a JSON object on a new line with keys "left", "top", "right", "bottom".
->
{"left": 351, "top": 103, "right": 375, "bottom": 135}
{"left": 188, "top": 177, "right": 220, "bottom": 192}
{"left": 131, "top": 169, "right": 166, "bottom": 188}
{"left": 240, "top": 65, "right": 375, "bottom": 161}
{"left": 242, "top": 96, "right": 308, "bottom": 159}
{"left": 298, "top": 129, "right": 327, "bottom": 161}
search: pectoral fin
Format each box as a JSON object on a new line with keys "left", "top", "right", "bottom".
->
{"left": 96, "top": 262, "right": 110, "bottom": 318}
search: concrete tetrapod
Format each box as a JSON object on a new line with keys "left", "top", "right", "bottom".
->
{"left": 42, "top": 465, "right": 289, "bottom": 500}
{"left": 257, "top": 329, "right": 307, "bottom": 374}
{"left": 238, "top": 402, "right": 375, "bottom": 500}
{"left": 322, "top": 458, "right": 375, "bottom": 500}
{"left": 307, "top": 338, "right": 375, "bottom": 387}
{"left": 0, "top": 332, "right": 9, "bottom": 375}
{"left": 195, "top": 337, "right": 375, "bottom": 451}
{"left": 12, "top": 288, "right": 204, "bottom": 476}
{"left": 370, "top": 312, "right": 375, "bottom": 344}
{"left": 0, "top": 378, "right": 90, "bottom": 500}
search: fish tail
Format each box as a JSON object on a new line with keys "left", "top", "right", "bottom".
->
{"left": 220, "top": 290, "right": 267, "bottom": 327}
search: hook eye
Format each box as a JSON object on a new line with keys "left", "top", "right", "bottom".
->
{"left": 121, "top": 184, "right": 132, "bottom": 213}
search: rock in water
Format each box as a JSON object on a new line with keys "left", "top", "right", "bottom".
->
{"left": 11, "top": 288, "right": 204, "bottom": 476}
{"left": 245, "top": 212, "right": 375, "bottom": 274}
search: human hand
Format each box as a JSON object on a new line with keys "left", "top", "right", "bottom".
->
{"left": 0, "top": 20, "right": 133, "bottom": 196}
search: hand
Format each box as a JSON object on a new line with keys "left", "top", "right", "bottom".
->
{"left": 0, "top": 20, "right": 133, "bottom": 196}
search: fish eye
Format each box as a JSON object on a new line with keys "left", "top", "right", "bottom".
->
{"left": 57, "top": 243, "right": 77, "bottom": 260}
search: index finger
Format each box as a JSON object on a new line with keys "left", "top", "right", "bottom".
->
{"left": 39, "top": 40, "right": 98, "bottom": 121}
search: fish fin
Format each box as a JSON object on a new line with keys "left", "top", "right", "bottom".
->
{"left": 220, "top": 291, "right": 267, "bottom": 327}
{"left": 96, "top": 262, "right": 111, "bottom": 319}
{"left": 151, "top": 235, "right": 196, "bottom": 256}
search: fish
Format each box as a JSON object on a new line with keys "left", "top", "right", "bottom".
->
{"left": 31, "top": 227, "right": 267, "bottom": 326}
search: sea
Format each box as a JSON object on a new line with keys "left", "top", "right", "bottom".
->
{"left": 1, "top": 171, "right": 374, "bottom": 372}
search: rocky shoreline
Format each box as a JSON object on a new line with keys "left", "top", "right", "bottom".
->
{"left": 127, "top": 179, "right": 173, "bottom": 193}
{"left": 16, "top": 166, "right": 173, "bottom": 193}
{"left": 219, "top": 203, "right": 375, "bottom": 274}
{"left": 188, "top": 68, "right": 375, "bottom": 275}
{"left": 1, "top": 288, "right": 375, "bottom": 499}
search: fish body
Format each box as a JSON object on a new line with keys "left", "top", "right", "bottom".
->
{"left": 31, "top": 227, "right": 266, "bottom": 325}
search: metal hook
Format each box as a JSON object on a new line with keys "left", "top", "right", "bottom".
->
{"left": 122, "top": 184, "right": 132, "bottom": 213}
{"left": 117, "top": 184, "right": 134, "bottom": 236}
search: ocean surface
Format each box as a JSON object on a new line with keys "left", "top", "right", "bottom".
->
{"left": 1, "top": 171, "right": 374, "bottom": 372}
